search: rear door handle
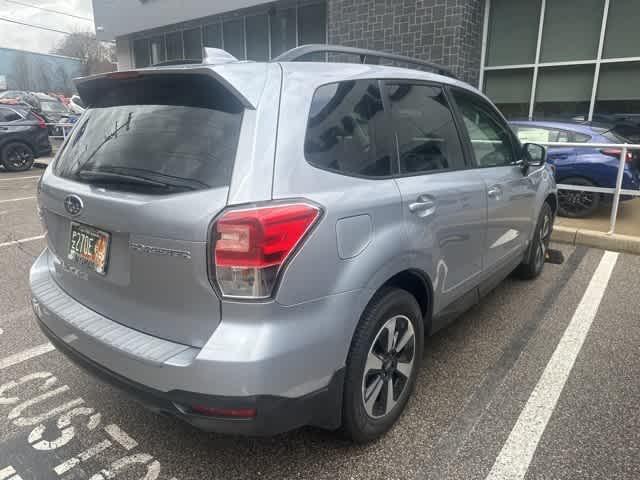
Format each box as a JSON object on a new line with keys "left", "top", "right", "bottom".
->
{"left": 487, "top": 185, "right": 503, "bottom": 199}
{"left": 408, "top": 195, "right": 436, "bottom": 217}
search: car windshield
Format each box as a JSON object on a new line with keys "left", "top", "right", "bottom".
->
{"left": 40, "top": 101, "right": 68, "bottom": 114}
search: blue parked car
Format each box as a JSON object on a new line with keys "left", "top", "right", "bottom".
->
{"left": 510, "top": 120, "right": 640, "bottom": 217}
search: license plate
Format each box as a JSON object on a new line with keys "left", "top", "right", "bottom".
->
{"left": 68, "top": 223, "right": 111, "bottom": 275}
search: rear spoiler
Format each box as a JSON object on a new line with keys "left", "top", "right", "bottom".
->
{"left": 73, "top": 63, "right": 268, "bottom": 110}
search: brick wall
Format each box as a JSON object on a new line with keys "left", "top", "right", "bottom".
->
{"left": 327, "top": 0, "right": 485, "bottom": 86}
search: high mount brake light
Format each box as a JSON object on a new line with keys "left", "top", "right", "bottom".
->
{"left": 209, "top": 203, "right": 321, "bottom": 299}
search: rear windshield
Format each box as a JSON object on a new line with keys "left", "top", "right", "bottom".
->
{"left": 55, "top": 74, "right": 244, "bottom": 193}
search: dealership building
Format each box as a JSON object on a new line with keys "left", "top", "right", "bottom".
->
{"left": 93, "top": 0, "right": 639, "bottom": 121}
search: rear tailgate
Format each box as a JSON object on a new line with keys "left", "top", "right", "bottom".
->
{"left": 39, "top": 68, "right": 266, "bottom": 348}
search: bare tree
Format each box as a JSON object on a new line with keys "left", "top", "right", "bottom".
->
{"left": 51, "top": 31, "right": 116, "bottom": 75}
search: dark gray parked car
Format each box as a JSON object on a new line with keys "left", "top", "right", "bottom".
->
{"left": 30, "top": 45, "right": 556, "bottom": 442}
{"left": 0, "top": 105, "right": 51, "bottom": 171}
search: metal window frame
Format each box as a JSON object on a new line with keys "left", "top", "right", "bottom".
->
{"left": 479, "top": 0, "right": 640, "bottom": 122}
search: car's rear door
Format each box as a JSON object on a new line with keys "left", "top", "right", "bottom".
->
{"left": 449, "top": 88, "right": 537, "bottom": 284}
{"left": 383, "top": 81, "right": 487, "bottom": 315}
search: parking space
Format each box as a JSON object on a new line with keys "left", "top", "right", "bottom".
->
{"left": 0, "top": 171, "right": 639, "bottom": 479}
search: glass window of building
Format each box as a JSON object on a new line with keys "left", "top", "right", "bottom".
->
{"left": 484, "top": 69, "right": 533, "bottom": 119}
{"left": 270, "top": 8, "right": 296, "bottom": 58}
{"left": 246, "top": 14, "right": 269, "bottom": 61}
{"left": 166, "top": 31, "right": 183, "bottom": 60}
{"left": 223, "top": 19, "right": 245, "bottom": 60}
{"left": 133, "top": 38, "right": 150, "bottom": 68}
{"left": 183, "top": 27, "right": 202, "bottom": 60}
{"left": 483, "top": 0, "right": 640, "bottom": 123}
{"left": 486, "top": 0, "right": 541, "bottom": 66}
{"left": 203, "top": 24, "right": 222, "bottom": 49}
{"left": 540, "top": 0, "right": 604, "bottom": 62}
{"left": 534, "top": 65, "right": 594, "bottom": 119}
{"left": 150, "top": 36, "right": 165, "bottom": 65}
{"left": 603, "top": 0, "right": 640, "bottom": 59}
{"left": 595, "top": 62, "right": 640, "bottom": 115}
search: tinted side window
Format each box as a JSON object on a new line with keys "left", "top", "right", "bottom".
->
{"left": 514, "top": 126, "right": 557, "bottom": 143}
{"left": 0, "top": 108, "right": 21, "bottom": 122}
{"left": 573, "top": 132, "right": 591, "bottom": 143}
{"left": 452, "top": 90, "right": 516, "bottom": 168}
{"left": 386, "top": 83, "right": 464, "bottom": 174}
{"left": 305, "top": 80, "right": 392, "bottom": 178}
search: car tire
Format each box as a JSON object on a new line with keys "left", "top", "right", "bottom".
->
{"left": 342, "top": 287, "right": 424, "bottom": 443}
{"left": 1, "top": 142, "right": 35, "bottom": 172}
{"left": 557, "top": 177, "right": 600, "bottom": 218}
{"left": 515, "top": 202, "right": 553, "bottom": 280}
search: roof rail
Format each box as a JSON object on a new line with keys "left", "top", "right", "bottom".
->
{"left": 272, "top": 44, "right": 456, "bottom": 79}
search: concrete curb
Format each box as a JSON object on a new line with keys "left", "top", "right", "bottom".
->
{"left": 552, "top": 225, "right": 640, "bottom": 255}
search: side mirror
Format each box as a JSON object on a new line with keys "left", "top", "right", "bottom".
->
{"left": 521, "top": 143, "right": 547, "bottom": 173}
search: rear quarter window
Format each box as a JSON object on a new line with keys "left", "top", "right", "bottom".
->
{"left": 304, "top": 80, "right": 393, "bottom": 178}
{"left": 55, "top": 74, "right": 244, "bottom": 193}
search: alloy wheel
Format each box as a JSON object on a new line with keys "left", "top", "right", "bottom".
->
{"left": 534, "top": 210, "right": 552, "bottom": 271}
{"left": 5, "top": 144, "right": 33, "bottom": 169}
{"left": 361, "top": 315, "right": 416, "bottom": 419}
{"left": 558, "top": 189, "right": 595, "bottom": 216}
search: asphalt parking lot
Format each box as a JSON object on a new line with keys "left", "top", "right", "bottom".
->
{"left": 1, "top": 169, "right": 639, "bottom": 480}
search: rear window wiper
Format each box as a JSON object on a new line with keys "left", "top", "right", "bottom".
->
{"left": 80, "top": 166, "right": 208, "bottom": 191}
{"left": 76, "top": 170, "right": 188, "bottom": 191}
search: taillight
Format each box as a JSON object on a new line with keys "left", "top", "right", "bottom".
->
{"left": 600, "top": 148, "right": 633, "bottom": 163}
{"left": 32, "top": 112, "right": 47, "bottom": 129}
{"left": 209, "top": 202, "right": 321, "bottom": 299}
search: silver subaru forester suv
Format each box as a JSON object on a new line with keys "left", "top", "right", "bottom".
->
{"left": 31, "top": 45, "right": 556, "bottom": 442}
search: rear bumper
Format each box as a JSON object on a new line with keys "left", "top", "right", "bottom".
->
{"left": 35, "top": 143, "right": 52, "bottom": 158}
{"left": 30, "top": 249, "right": 359, "bottom": 435}
{"left": 37, "top": 316, "right": 344, "bottom": 435}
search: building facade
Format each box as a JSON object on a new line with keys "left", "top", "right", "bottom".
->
{"left": 93, "top": 0, "right": 639, "bottom": 121}
{"left": 0, "top": 47, "right": 84, "bottom": 95}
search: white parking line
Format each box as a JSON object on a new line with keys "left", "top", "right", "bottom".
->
{"left": 0, "top": 235, "right": 45, "bottom": 248}
{"left": 0, "top": 197, "right": 36, "bottom": 204}
{"left": 486, "top": 250, "right": 619, "bottom": 480}
{"left": 0, "top": 343, "right": 55, "bottom": 370}
{"left": 0, "top": 176, "right": 40, "bottom": 182}
{"left": 0, "top": 466, "right": 22, "bottom": 480}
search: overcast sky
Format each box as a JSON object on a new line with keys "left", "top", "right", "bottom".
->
{"left": 0, "top": 0, "right": 94, "bottom": 55}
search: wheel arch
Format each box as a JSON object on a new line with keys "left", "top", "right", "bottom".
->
{"left": 367, "top": 269, "right": 433, "bottom": 332}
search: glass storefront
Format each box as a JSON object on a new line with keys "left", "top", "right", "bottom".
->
{"left": 133, "top": 2, "right": 326, "bottom": 67}
{"left": 482, "top": 0, "right": 640, "bottom": 122}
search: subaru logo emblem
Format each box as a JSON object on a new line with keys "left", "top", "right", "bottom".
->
{"left": 64, "top": 194, "right": 83, "bottom": 216}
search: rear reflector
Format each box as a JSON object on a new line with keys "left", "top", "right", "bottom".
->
{"left": 191, "top": 405, "right": 257, "bottom": 418}
{"left": 210, "top": 202, "right": 321, "bottom": 299}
